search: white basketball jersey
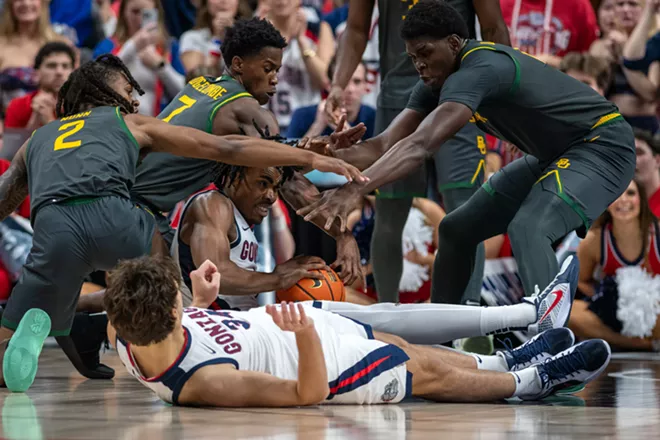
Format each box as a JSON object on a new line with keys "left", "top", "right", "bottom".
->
{"left": 266, "top": 39, "right": 321, "bottom": 129}
{"left": 116, "top": 304, "right": 411, "bottom": 405}
{"left": 173, "top": 190, "right": 259, "bottom": 310}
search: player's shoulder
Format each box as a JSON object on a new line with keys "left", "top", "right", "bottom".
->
{"left": 190, "top": 189, "right": 235, "bottom": 224}
{"left": 459, "top": 42, "right": 513, "bottom": 67}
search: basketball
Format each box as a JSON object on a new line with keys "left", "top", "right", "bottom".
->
{"left": 276, "top": 268, "right": 346, "bottom": 302}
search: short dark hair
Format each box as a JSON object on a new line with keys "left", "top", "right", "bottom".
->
{"left": 559, "top": 52, "right": 612, "bottom": 92}
{"left": 633, "top": 127, "right": 660, "bottom": 155}
{"left": 221, "top": 17, "right": 287, "bottom": 67}
{"left": 35, "top": 42, "right": 76, "bottom": 69}
{"left": 104, "top": 256, "right": 180, "bottom": 346}
{"left": 400, "top": 0, "right": 469, "bottom": 41}
{"left": 56, "top": 54, "right": 144, "bottom": 117}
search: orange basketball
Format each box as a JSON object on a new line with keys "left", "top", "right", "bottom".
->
{"left": 276, "top": 268, "right": 346, "bottom": 302}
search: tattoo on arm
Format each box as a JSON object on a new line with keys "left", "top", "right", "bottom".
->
{"left": 0, "top": 155, "right": 28, "bottom": 220}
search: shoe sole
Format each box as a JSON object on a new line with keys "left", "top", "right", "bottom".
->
{"left": 3, "top": 309, "right": 51, "bottom": 392}
{"left": 461, "top": 336, "right": 494, "bottom": 355}
{"left": 552, "top": 340, "right": 612, "bottom": 394}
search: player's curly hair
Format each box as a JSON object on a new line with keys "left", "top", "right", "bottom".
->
{"left": 221, "top": 17, "right": 287, "bottom": 68}
{"left": 57, "top": 54, "right": 144, "bottom": 118}
{"left": 400, "top": 0, "right": 469, "bottom": 41}
{"left": 104, "top": 255, "right": 180, "bottom": 346}
{"left": 212, "top": 122, "right": 297, "bottom": 190}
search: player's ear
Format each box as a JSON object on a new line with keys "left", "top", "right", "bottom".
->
{"left": 448, "top": 35, "right": 463, "bottom": 55}
{"left": 231, "top": 56, "right": 244, "bottom": 75}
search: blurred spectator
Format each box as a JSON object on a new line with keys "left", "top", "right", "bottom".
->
{"left": 160, "top": 0, "right": 197, "bottom": 39}
{"left": 559, "top": 52, "right": 612, "bottom": 95}
{"left": 500, "top": 0, "right": 599, "bottom": 67}
{"left": 596, "top": 0, "right": 617, "bottom": 37}
{"left": 322, "top": 1, "right": 379, "bottom": 107}
{"left": 94, "top": 0, "right": 185, "bottom": 116}
{"left": 593, "top": 0, "right": 659, "bottom": 133}
{"left": 5, "top": 42, "right": 74, "bottom": 130}
{"left": 49, "top": 0, "right": 106, "bottom": 49}
{"left": 569, "top": 178, "right": 660, "bottom": 351}
{"left": 264, "top": 0, "right": 334, "bottom": 130}
{"left": 0, "top": 0, "right": 64, "bottom": 113}
{"left": 98, "top": 0, "right": 118, "bottom": 38}
{"left": 179, "top": 0, "right": 251, "bottom": 78}
{"left": 344, "top": 196, "right": 445, "bottom": 305}
{"left": 633, "top": 127, "right": 660, "bottom": 216}
{"left": 286, "top": 60, "right": 374, "bottom": 139}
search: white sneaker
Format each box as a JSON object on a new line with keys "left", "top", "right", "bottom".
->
{"left": 525, "top": 255, "right": 578, "bottom": 336}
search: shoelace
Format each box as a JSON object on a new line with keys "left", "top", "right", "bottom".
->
{"left": 503, "top": 335, "right": 551, "bottom": 366}
{"left": 539, "top": 349, "right": 587, "bottom": 387}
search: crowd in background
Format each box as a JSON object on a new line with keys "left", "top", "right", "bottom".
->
{"left": 0, "top": 0, "right": 659, "bottom": 351}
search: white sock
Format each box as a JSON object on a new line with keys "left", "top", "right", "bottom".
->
{"left": 316, "top": 301, "right": 536, "bottom": 345}
{"left": 509, "top": 367, "right": 542, "bottom": 399}
{"left": 471, "top": 353, "right": 509, "bottom": 372}
{"left": 318, "top": 301, "right": 482, "bottom": 344}
{"left": 480, "top": 303, "right": 536, "bottom": 335}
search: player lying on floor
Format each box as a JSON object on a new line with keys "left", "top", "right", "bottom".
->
{"left": 105, "top": 256, "right": 611, "bottom": 407}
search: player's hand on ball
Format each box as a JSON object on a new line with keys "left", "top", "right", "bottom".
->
{"left": 266, "top": 302, "right": 314, "bottom": 333}
{"left": 274, "top": 255, "right": 327, "bottom": 289}
{"left": 190, "top": 260, "right": 221, "bottom": 308}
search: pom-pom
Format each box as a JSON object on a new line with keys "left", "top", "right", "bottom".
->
{"left": 615, "top": 266, "right": 660, "bottom": 338}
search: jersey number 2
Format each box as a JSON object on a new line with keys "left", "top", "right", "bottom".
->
{"left": 162, "top": 95, "right": 197, "bottom": 123}
{"left": 54, "top": 120, "right": 85, "bottom": 151}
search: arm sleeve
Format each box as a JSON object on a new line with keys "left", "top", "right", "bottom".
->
{"left": 623, "top": 32, "right": 660, "bottom": 72}
{"left": 437, "top": 49, "right": 515, "bottom": 113}
{"left": 405, "top": 80, "right": 440, "bottom": 116}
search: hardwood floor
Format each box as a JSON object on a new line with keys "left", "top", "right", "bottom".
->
{"left": 0, "top": 348, "right": 659, "bottom": 440}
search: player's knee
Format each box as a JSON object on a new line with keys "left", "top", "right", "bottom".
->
{"left": 507, "top": 205, "right": 557, "bottom": 248}
{"left": 437, "top": 211, "right": 470, "bottom": 245}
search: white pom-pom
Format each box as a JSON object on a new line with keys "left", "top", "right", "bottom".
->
{"left": 615, "top": 266, "right": 660, "bottom": 338}
{"left": 399, "top": 259, "right": 430, "bottom": 292}
{"left": 401, "top": 208, "right": 433, "bottom": 257}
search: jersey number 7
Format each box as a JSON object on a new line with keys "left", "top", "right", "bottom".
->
{"left": 54, "top": 120, "right": 85, "bottom": 151}
{"left": 162, "top": 95, "right": 197, "bottom": 123}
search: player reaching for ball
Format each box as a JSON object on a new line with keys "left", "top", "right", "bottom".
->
{"left": 171, "top": 163, "right": 350, "bottom": 310}
{"left": 105, "top": 256, "right": 612, "bottom": 407}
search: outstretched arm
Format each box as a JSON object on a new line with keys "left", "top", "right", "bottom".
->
{"left": 0, "top": 143, "right": 29, "bottom": 221}
{"left": 473, "top": 0, "right": 511, "bottom": 46}
{"left": 332, "top": 109, "right": 425, "bottom": 170}
{"left": 123, "top": 113, "right": 364, "bottom": 181}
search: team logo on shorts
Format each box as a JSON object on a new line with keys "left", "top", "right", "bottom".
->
{"left": 381, "top": 379, "right": 399, "bottom": 402}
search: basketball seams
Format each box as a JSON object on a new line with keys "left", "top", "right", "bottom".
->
{"left": 294, "top": 283, "right": 317, "bottom": 301}
{"left": 320, "top": 270, "right": 335, "bottom": 301}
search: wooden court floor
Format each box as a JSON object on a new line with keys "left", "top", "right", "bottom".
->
{"left": 0, "top": 347, "right": 659, "bottom": 440}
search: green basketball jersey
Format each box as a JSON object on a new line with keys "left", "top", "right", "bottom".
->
{"left": 132, "top": 75, "right": 253, "bottom": 212}
{"left": 26, "top": 106, "right": 139, "bottom": 219}
{"left": 377, "top": 0, "right": 476, "bottom": 110}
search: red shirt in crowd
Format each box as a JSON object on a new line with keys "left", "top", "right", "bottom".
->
{"left": 649, "top": 187, "right": 660, "bottom": 218}
{"left": 5, "top": 92, "right": 38, "bottom": 129}
{"left": 499, "top": 0, "right": 599, "bottom": 57}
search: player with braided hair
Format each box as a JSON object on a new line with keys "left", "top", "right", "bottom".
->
{"left": 171, "top": 162, "right": 324, "bottom": 311}
{"left": 0, "top": 53, "right": 363, "bottom": 393}
{"left": 131, "top": 17, "right": 365, "bottom": 287}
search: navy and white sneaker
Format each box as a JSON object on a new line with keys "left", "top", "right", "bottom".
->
{"left": 500, "top": 328, "right": 575, "bottom": 372}
{"left": 520, "top": 339, "right": 611, "bottom": 400}
{"left": 525, "top": 256, "right": 579, "bottom": 336}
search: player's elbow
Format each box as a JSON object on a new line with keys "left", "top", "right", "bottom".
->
{"left": 296, "top": 383, "right": 330, "bottom": 406}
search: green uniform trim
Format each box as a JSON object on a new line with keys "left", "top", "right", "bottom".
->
{"left": 60, "top": 196, "right": 102, "bottom": 206}
{"left": 114, "top": 107, "right": 140, "bottom": 150}
{"left": 535, "top": 170, "right": 590, "bottom": 232}
{"left": 460, "top": 42, "right": 521, "bottom": 95}
{"left": 482, "top": 181, "right": 495, "bottom": 196}
{"left": 438, "top": 181, "right": 477, "bottom": 191}
{"left": 206, "top": 92, "right": 253, "bottom": 133}
{"left": 591, "top": 112, "right": 623, "bottom": 130}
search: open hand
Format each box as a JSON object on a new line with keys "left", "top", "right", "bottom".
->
{"left": 190, "top": 260, "right": 221, "bottom": 308}
{"left": 325, "top": 84, "right": 346, "bottom": 125}
{"left": 310, "top": 154, "right": 367, "bottom": 183}
{"left": 332, "top": 233, "right": 364, "bottom": 286}
{"left": 328, "top": 115, "right": 366, "bottom": 150}
{"left": 296, "top": 184, "right": 362, "bottom": 232}
{"left": 274, "top": 255, "right": 328, "bottom": 290}
{"left": 266, "top": 302, "right": 315, "bottom": 333}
